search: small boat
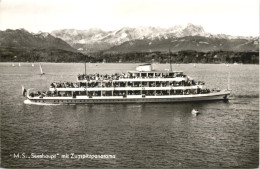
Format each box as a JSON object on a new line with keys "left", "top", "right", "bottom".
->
{"left": 18, "top": 63, "right": 21, "bottom": 67}
{"left": 12, "top": 64, "right": 15, "bottom": 67}
{"left": 21, "top": 85, "right": 27, "bottom": 96}
{"left": 191, "top": 109, "right": 199, "bottom": 115}
{"left": 32, "top": 63, "right": 34, "bottom": 67}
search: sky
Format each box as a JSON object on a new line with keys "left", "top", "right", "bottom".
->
{"left": 0, "top": 0, "right": 259, "bottom": 36}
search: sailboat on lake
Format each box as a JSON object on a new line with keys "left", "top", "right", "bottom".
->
{"left": 39, "top": 63, "right": 45, "bottom": 75}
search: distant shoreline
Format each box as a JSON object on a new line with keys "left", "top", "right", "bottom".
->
{"left": 0, "top": 48, "right": 258, "bottom": 64}
{"left": 0, "top": 62, "right": 258, "bottom": 65}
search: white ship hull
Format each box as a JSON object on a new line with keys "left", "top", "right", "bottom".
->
{"left": 24, "top": 90, "right": 231, "bottom": 105}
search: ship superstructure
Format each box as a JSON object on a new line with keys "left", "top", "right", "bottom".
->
{"left": 24, "top": 64, "right": 231, "bottom": 104}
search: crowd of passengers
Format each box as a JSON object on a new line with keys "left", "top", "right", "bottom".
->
{"left": 29, "top": 88, "right": 212, "bottom": 98}
{"left": 50, "top": 80, "right": 205, "bottom": 88}
{"left": 78, "top": 72, "right": 186, "bottom": 81}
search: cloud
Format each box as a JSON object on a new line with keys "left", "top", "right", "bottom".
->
{"left": 0, "top": 0, "right": 258, "bottom": 36}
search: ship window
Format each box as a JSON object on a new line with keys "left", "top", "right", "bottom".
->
{"left": 141, "top": 73, "right": 147, "bottom": 77}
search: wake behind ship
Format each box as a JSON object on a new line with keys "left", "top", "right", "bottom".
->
{"left": 23, "top": 64, "right": 231, "bottom": 105}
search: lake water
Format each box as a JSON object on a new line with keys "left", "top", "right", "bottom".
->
{"left": 0, "top": 63, "right": 259, "bottom": 168}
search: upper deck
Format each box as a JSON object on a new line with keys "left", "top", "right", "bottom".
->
{"left": 77, "top": 71, "right": 186, "bottom": 82}
{"left": 78, "top": 64, "right": 185, "bottom": 82}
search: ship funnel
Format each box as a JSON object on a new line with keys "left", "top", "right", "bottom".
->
{"left": 136, "top": 64, "right": 153, "bottom": 71}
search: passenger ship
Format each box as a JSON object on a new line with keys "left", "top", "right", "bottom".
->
{"left": 23, "top": 64, "right": 231, "bottom": 105}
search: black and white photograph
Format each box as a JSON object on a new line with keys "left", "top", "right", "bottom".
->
{"left": 0, "top": 0, "right": 259, "bottom": 168}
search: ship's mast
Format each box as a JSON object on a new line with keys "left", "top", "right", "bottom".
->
{"left": 85, "top": 62, "right": 86, "bottom": 75}
{"left": 169, "top": 49, "right": 172, "bottom": 71}
{"left": 228, "top": 70, "right": 230, "bottom": 90}
{"left": 85, "top": 55, "right": 87, "bottom": 75}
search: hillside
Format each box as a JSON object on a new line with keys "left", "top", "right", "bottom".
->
{"left": 0, "top": 29, "right": 94, "bottom": 62}
{"left": 0, "top": 29, "right": 76, "bottom": 52}
{"left": 0, "top": 47, "right": 93, "bottom": 62}
{"left": 92, "top": 50, "right": 259, "bottom": 64}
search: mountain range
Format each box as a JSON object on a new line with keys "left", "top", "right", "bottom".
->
{"left": 0, "top": 24, "right": 258, "bottom": 62}
{"left": 51, "top": 23, "right": 259, "bottom": 53}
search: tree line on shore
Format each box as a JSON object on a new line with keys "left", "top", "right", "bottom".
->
{"left": 0, "top": 47, "right": 258, "bottom": 64}
{"left": 92, "top": 50, "right": 259, "bottom": 64}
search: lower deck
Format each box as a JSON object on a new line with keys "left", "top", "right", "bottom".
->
{"left": 24, "top": 90, "right": 231, "bottom": 105}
